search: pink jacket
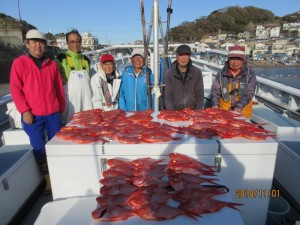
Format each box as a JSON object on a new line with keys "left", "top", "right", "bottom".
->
{"left": 10, "top": 55, "right": 66, "bottom": 116}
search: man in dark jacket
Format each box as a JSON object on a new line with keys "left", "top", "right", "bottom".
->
{"left": 164, "top": 44, "right": 204, "bottom": 110}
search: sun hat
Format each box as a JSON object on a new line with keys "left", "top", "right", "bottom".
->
{"left": 131, "top": 49, "right": 145, "bottom": 58}
{"left": 100, "top": 54, "right": 115, "bottom": 63}
{"left": 228, "top": 45, "right": 246, "bottom": 60}
{"left": 176, "top": 44, "right": 192, "bottom": 55}
{"left": 26, "top": 29, "right": 46, "bottom": 41}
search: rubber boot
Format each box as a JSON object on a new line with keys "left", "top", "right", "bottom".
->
{"left": 43, "top": 174, "right": 52, "bottom": 194}
{"left": 38, "top": 161, "right": 52, "bottom": 194}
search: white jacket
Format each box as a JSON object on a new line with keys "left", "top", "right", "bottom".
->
{"left": 90, "top": 63, "right": 121, "bottom": 111}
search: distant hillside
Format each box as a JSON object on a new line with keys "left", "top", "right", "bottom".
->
{"left": 0, "top": 13, "right": 36, "bottom": 34}
{"left": 0, "top": 13, "right": 37, "bottom": 83}
{"left": 169, "top": 6, "right": 299, "bottom": 43}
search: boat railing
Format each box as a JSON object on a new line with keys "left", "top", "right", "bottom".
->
{"left": 256, "top": 76, "right": 300, "bottom": 110}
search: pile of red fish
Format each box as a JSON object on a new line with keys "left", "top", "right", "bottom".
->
{"left": 91, "top": 152, "right": 243, "bottom": 221}
{"left": 55, "top": 108, "right": 275, "bottom": 144}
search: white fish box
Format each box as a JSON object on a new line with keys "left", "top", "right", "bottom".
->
{"left": 252, "top": 105, "right": 300, "bottom": 141}
{"left": 46, "top": 136, "right": 219, "bottom": 201}
{"left": 6, "top": 101, "right": 22, "bottom": 129}
{"left": 46, "top": 134, "right": 277, "bottom": 225}
{"left": 274, "top": 141, "right": 300, "bottom": 206}
{"left": 218, "top": 138, "right": 277, "bottom": 225}
{"left": 0, "top": 145, "right": 43, "bottom": 225}
{"left": 2, "top": 128, "right": 30, "bottom": 145}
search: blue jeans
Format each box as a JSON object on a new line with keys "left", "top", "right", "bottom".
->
{"left": 22, "top": 112, "right": 62, "bottom": 163}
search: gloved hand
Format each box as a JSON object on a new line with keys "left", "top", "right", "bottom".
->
{"left": 151, "top": 86, "right": 161, "bottom": 98}
{"left": 234, "top": 107, "right": 242, "bottom": 114}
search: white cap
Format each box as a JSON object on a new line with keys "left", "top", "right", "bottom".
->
{"left": 131, "top": 49, "right": 145, "bottom": 58}
{"left": 26, "top": 29, "right": 46, "bottom": 41}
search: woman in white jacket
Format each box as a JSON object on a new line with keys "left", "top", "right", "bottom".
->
{"left": 90, "top": 54, "right": 121, "bottom": 111}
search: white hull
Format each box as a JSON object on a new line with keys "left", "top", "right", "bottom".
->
{"left": 0, "top": 145, "right": 43, "bottom": 225}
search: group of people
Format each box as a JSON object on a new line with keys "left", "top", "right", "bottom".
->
{"left": 10, "top": 28, "right": 256, "bottom": 192}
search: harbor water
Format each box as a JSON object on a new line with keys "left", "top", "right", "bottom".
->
{"left": 252, "top": 67, "right": 300, "bottom": 90}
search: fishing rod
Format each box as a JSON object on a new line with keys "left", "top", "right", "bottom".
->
{"left": 160, "top": 0, "right": 173, "bottom": 110}
{"left": 140, "top": 0, "right": 152, "bottom": 110}
{"left": 146, "top": 7, "right": 154, "bottom": 49}
{"left": 165, "top": 0, "right": 172, "bottom": 52}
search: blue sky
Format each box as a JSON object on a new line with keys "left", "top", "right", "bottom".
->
{"left": 1, "top": 0, "right": 299, "bottom": 44}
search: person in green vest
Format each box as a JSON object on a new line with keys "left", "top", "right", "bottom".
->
{"left": 56, "top": 29, "right": 93, "bottom": 123}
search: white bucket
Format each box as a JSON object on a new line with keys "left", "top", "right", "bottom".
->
{"left": 267, "top": 197, "right": 290, "bottom": 225}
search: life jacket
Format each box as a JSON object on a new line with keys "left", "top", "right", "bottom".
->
{"left": 56, "top": 53, "right": 90, "bottom": 70}
{"left": 219, "top": 70, "right": 253, "bottom": 118}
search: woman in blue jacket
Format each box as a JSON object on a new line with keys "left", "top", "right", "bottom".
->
{"left": 119, "top": 49, "right": 154, "bottom": 111}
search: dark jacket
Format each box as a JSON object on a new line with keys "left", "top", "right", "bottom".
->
{"left": 211, "top": 61, "right": 256, "bottom": 110}
{"left": 164, "top": 60, "right": 204, "bottom": 110}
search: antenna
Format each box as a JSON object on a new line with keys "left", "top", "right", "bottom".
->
{"left": 17, "top": 0, "right": 25, "bottom": 47}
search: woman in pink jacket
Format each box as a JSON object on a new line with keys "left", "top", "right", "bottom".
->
{"left": 10, "top": 29, "right": 65, "bottom": 193}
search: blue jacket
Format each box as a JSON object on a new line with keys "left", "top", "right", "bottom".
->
{"left": 119, "top": 65, "right": 154, "bottom": 111}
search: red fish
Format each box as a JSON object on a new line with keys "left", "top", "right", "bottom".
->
{"left": 99, "top": 177, "right": 131, "bottom": 186}
{"left": 169, "top": 153, "right": 215, "bottom": 171}
{"left": 131, "top": 175, "right": 170, "bottom": 187}
{"left": 168, "top": 173, "right": 219, "bottom": 190}
{"left": 100, "top": 184, "right": 138, "bottom": 196}
{"left": 128, "top": 190, "right": 172, "bottom": 210}
{"left": 131, "top": 157, "right": 165, "bottom": 168}
{"left": 71, "top": 134, "right": 99, "bottom": 144}
{"left": 168, "top": 161, "right": 216, "bottom": 176}
{"left": 102, "top": 170, "right": 130, "bottom": 178}
{"left": 117, "top": 136, "right": 144, "bottom": 144}
{"left": 133, "top": 169, "right": 168, "bottom": 179}
{"left": 96, "top": 194, "right": 130, "bottom": 207}
{"left": 87, "top": 126, "right": 117, "bottom": 138}
{"left": 91, "top": 206, "right": 135, "bottom": 221}
{"left": 141, "top": 132, "right": 181, "bottom": 143}
{"left": 172, "top": 187, "right": 226, "bottom": 202}
{"left": 104, "top": 166, "right": 135, "bottom": 177}
{"left": 56, "top": 130, "right": 78, "bottom": 140}
{"left": 180, "top": 196, "right": 243, "bottom": 214}
{"left": 135, "top": 203, "right": 198, "bottom": 221}
{"left": 160, "top": 114, "right": 190, "bottom": 122}
{"left": 140, "top": 120, "right": 162, "bottom": 128}
{"left": 107, "top": 158, "right": 136, "bottom": 169}
{"left": 193, "top": 128, "right": 217, "bottom": 139}
{"left": 127, "top": 114, "right": 153, "bottom": 123}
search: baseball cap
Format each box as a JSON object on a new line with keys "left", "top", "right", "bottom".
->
{"left": 100, "top": 54, "right": 115, "bottom": 63}
{"left": 131, "top": 49, "right": 145, "bottom": 58}
{"left": 228, "top": 45, "right": 246, "bottom": 60}
{"left": 26, "top": 29, "right": 46, "bottom": 41}
{"left": 176, "top": 44, "right": 191, "bottom": 55}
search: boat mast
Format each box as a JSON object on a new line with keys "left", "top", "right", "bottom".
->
{"left": 153, "top": 0, "right": 159, "bottom": 112}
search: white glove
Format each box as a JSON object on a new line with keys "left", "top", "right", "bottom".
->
{"left": 151, "top": 86, "right": 161, "bottom": 98}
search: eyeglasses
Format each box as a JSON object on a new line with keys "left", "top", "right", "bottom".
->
{"left": 68, "top": 40, "right": 81, "bottom": 45}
